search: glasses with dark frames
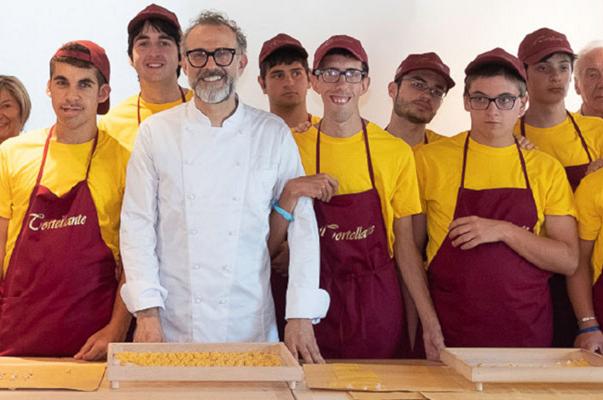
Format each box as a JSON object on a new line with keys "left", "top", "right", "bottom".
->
{"left": 186, "top": 48, "right": 237, "bottom": 68}
{"left": 468, "top": 94, "right": 519, "bottom": 110}
{"left": 313, "top": 68, "right": 367, "bottom": 83}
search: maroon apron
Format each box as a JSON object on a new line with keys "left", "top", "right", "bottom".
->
{"left": 520, "top": 112, "right": 592, "bottom": 191}
{"left": 594, "top": 273, "right": 603, "bottom": 325}
{"left": 313, "top": 120, "right": 410, "bottom": 359}
{"left": 429, "top": 133, "right": 553, "bottom": 347}
{"left": 520, "top": 112, "right": 587, "bottom": 347}
{"left": 0, "top": 128, "right": 118, "bottom": 356}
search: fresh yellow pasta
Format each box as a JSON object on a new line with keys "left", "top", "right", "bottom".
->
{"left": 114, "top": 351, "right": 282, "bottom": 367}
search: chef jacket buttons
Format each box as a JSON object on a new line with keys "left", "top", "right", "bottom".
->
{"left": 194, "top": 297, "right": 202, "bottom": 304}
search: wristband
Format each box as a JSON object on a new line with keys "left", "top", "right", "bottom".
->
{"left": 272, "top": 201, "right": 294, "bottom": 222}
{"left": 579, "top": 316, "right": 597, "bottom": 324}
{"left": 577, "top": 325, "right": 601, "bottom": 335}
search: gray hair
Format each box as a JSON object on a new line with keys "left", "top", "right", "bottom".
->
{"left": 182, "top": 11, "right": 247, "bottom": 54}
{"left": 575, "top": 41, "right": 603, "bottom": 80}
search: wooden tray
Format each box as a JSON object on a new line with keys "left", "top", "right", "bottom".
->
{"left": 107, "top": 342, "right": 302, "bottom": 390}
{"left": 440, "top": 347, "right": 603, "bottom": 390}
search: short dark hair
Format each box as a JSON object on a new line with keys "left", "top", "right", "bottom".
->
{"left": 535, "top": 52, "right": 577, "bottom": 70}
{"left": 464, "top": 64, "right": 527, "bottom": 97}
{"left": 49, "top": 43, "right": 106, "bottom": 86}
{"left": 128, "top": 18, "right": 182, "bottom": 77}
{"left": 260, "top": 47, "right": 309, "bottom": 79}
{"left": 317, "top": 48, "right": 369, "bottom": 74}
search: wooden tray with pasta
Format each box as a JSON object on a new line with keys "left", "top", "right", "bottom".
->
{"left": 440, "top": 348, "right": 603, "bottom": 390}
{"left": 107, "top": 342, "right": 302, "bottom": 389}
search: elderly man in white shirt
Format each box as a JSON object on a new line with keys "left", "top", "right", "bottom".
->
{"left": 119, "top": 10, "right": 330, "bottom": 363}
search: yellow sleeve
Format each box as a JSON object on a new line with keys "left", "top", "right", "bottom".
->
{"left": 575, "top": 173, "right": 602, "bottom": 241}
{"left": 0, "top": 146, "right": 11, "bottom": 219}
{"left": 542, "top": 157, "right": 576, "bottom": 217}
{"left": 414, "top": 148, "right": 428, "bottom": 212}
{"left": 391, "top": 148, "right": 422, "bottom": 218}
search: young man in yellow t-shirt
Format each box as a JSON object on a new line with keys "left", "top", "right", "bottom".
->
{"left": 291, "top": 35, "right": 444, "bottom": 360}
{"left": 0, "top": 40, "right": 131, "bottom": 359}
{"left": 258, "top": 33, "right": 320, "bottom": 128}
{"left": 516, "top": 27, "right": 603, "bottom": 347}
{"left": 568, "top": 169, "right": 603, "bottom": 352}
{"left": 386, "top": 52, "right": 454, "bottom": 150}
{"left": 516, "top": 28, "right": 603, "bottom": 189}
{"left": 415, "top": 48, "right": 578, "bottom": 348}
{"left": 256, "top": 33, "right": 323, "bottom": 341}
{"left": 99, "top": 4, "right": 192, "bottom": 151}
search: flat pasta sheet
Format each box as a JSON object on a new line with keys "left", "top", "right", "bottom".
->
{"left": 0, "top": 357, "right": 105, "bottom": 391}
{"left": 303, "top": 364, "right": 474, "bottom": 392}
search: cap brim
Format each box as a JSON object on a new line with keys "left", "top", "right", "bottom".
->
{"left": 395, "top": 66, "right": 455, "bottom": 89}
{"left": 522, "top": 46, "right": 575, "bottom": 65}
{"left": 260, "top": 44, "right": 308, "bottom": 64}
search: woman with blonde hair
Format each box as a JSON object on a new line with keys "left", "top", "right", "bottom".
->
{"left": 0, "top": 75, "right": 31, "bottom": 143}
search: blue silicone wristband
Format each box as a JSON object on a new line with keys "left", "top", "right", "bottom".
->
{"left": 272, "top": 201, "right": 294, "bottom": 222}
{"left": 577, "top": 325, "right": 601, "bottom": 335}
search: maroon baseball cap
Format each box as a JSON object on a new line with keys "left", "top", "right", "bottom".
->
{"left": 313, "top": 35, "right": 368, "bottom": 70}
{"left": 259, "top": 33, "right": 308, "bottom": 65}
{"left": 394, "top": 52, "right": 455, "bottom": 89}
{"left": 53, "top": 40, "right": 111, "bottom": 114}
{"left": 465, "top": 47, "right": 527, "bottom": 82}
{"left": 518, "top": 27, "right": 574, "bottom": 65}
{"left": 127, "top": 3, "right": 181, "bottom": 35}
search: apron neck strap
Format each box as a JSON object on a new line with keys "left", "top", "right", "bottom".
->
{"left": 461, "top": 132, "right": 532, "bottom": 191}
{"left": 137, "top": 87, "right": 187, "bottom": 126}
{"left": 37, "top": 126, "right": 99, "bottom": 187}
{"left": 566, "top": 110, "right": 593, "bottom": 162}
{"left": 316, "top": 119, "right": 375, "bottom": 188}
{"left": 521, "top": 112, "right": 592, "bottom": 162}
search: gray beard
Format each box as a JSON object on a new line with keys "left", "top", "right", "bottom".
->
{"left": 192, "top": 73, "right": 235, "bottom": 104}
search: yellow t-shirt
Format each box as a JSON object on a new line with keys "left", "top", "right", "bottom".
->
{"left": 98, "top": 90, "right": 193, "bottom": 151}
{"left": 412, "top": 129, "right": 446, "bottom": 151}
{"left": 292, "top": 121, "right": 422, "bottom": 254}
{"left": 513, "top": 112, "right": 603, "bottom": 167}
{"left": 575, "top": 168, "right": 603, "bottom": 283}
{"left": 415, "top": 132, "right": 576, "bottom": 264}
{"left": 0, "top": 128, "right": 130, "bottom": 274}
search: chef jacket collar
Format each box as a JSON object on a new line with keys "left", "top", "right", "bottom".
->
{"left": 186, "top": 95, "right": 245, "bottom": 129}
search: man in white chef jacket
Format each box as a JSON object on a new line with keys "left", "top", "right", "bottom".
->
{"left": 119, "top": 10, "right": 330, "bottom": 363}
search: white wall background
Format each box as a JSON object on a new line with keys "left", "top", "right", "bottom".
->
{"left": 2, "top": 0, "right": 603, "bottom": 136}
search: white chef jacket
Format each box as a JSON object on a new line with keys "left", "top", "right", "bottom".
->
{"left": 120, "top": 99, "right": 329, "bottom": 343}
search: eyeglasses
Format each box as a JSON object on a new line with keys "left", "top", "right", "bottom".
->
{"left": 400, "top": 78, "right": 446, "bottom": 99}
{"left": 313, "top": 68, "right": 367, "bottom": 83}
{"left": 185, "top": 48, "right": 237, "bottom": 68}
{"left": 467, "top": 94, "right": 519, "bottom": 110}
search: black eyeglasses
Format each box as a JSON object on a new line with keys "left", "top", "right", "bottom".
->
{"left": 400, "top": 78, "right": 446, "bottom": 100}
{"left": 185, "top": 48, "right": 237, "bottom": 68}
{"left": 313, "top": 68, "right": 367, "bottom": 83}
{"left": 468, "top": 94, "right": 519, "bottom": 110}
